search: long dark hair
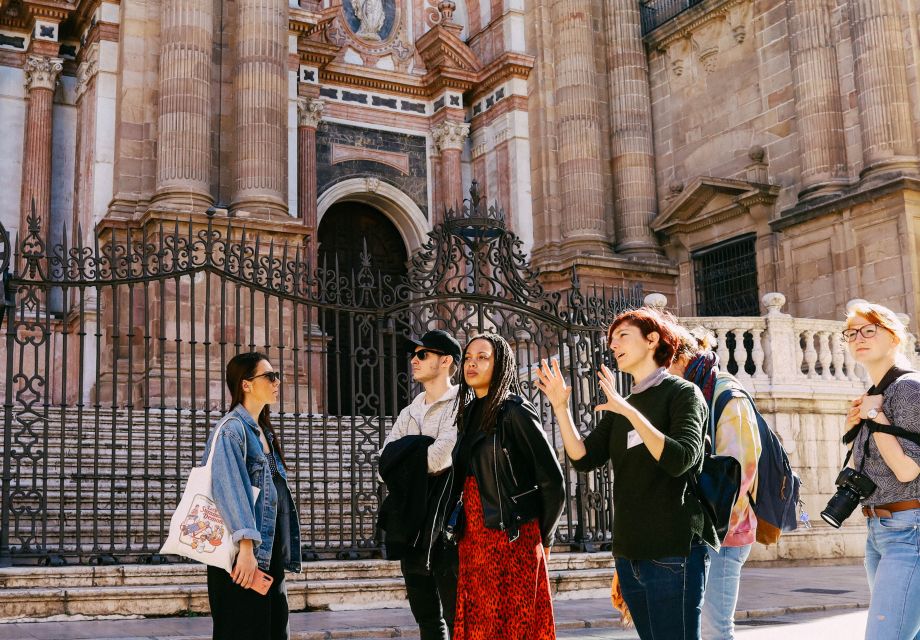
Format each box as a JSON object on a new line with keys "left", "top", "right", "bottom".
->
{"left": 455, "top": 332, "right": 520, "bottom": 434}
{"left": 226, "top": 351, "right": 286, "bottom": 465}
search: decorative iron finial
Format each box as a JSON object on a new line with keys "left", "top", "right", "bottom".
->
{"left": 444, "top": 182, "right": 506, "bottom": 244}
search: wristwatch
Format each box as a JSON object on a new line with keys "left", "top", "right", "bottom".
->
{"left": 867, "top": 408, "right": 879, "bottom": 420}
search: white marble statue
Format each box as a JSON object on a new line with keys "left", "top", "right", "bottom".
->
{"left": 353, "top": 0, "right": 386, "bottom": 41}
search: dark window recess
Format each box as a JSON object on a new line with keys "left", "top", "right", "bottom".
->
{"left": 692, "top": 234, "right": 759, "bottom": 317}
{"left": 494, "top": 88, "right": 505, "bottom": 101}
{"left": 433, "top": 96, "right": 445, "bottom": 112}
{"left": 39, "top": 25, "right": 56, "bottom": 38}
{"left": 449, "top": 95, "right": 461, "bottom": 106}
{"left": 320, "top": 87, "right": 339, "bottom": 99}
{"left": 401, "top": 101, "right": 426, "bottom": 114}
{"left": 0, "top": 34, "right": 25, "bottom": 49}
{"left": 303, "top": 69, "right": 316, "bottom": 83}
{"left": 485, "top": 96, "right": 494, "bottom": 109}
{"left": 59, "top": 44, "right": 77, "bottom": 58}
{"left": 473, "top": 103, "right": 483, "bottom": 116}
{"left": 342, "top": 90, "right": 368, "bottom": 104}
{"left": 372, "top": 95, "right": 398, "bottom": 109}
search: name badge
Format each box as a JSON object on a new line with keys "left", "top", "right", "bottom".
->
{"left": 626, "top": 430, "right": 643, "bottom": 450}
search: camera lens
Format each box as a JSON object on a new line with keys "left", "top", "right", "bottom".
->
{"left": 820, "top": 486, "right": 860, "bottom": 529}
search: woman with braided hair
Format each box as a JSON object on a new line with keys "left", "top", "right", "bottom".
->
{"left": 446, "top": 332, "right": 565, "bottom": 640}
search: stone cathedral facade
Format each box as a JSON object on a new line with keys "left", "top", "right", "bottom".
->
{"left": 1, "top": 0, "right": 918, "bottom": 326}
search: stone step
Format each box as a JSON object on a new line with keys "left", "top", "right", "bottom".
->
{"left": 0, "top": 554, "right": 614, "bottom": 619}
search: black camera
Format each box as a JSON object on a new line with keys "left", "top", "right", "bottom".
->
{"left": 820, "top": 467, "right": 876, "bottom": 528}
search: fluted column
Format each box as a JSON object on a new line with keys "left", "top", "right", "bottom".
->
{"left": 432, "top": 121, "right": 470, "bottom": 220}
{"left": 552, "top": 0, "right": 608, "bottom": 253}
{"left": 154, "top": 0, "right": 213, "bottom": 209}
{"left": 848, "top": 0, "right": 917, "bottom": 178}
{"left": 297, "top": 98, "right": 323, "bottom": 230}
{"left": 788, "top": 0, "right": 848, "bottom": 198}
{"left": 19, "top": 55, "right": 62, "bottom": 237}
{"left": 605, "top": 0, "right": 660, "bottom": 255}
{"left": 233, "top": 0, "right": 289, "bottom": 216}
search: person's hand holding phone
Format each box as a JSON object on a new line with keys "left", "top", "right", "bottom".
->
{"left": 231, "top": 539, "right": 259, "bottom": 589}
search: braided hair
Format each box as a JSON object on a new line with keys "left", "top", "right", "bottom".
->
{"left": 455, "top": 332, "right": 520, "bottom": 434}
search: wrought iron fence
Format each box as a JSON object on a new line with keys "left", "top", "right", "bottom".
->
{"left": 0, "top": 188, "right": 643, "bottom": 566}
{"left": 639, "top": 0, "right": 706, "bottom": 35}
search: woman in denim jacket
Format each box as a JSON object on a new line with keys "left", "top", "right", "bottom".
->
{"left": 204, "top": 352, "right": 302, "bottom": 640}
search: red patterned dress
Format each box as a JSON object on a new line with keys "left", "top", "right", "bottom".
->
{"left": 453, "top": 475, "right": 556, "bottom": 640}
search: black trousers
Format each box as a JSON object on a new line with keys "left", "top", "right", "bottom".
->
{"left": 402, "top": 546, "right": 459, "bottom": 640}
{"left": 207, "top": 526, "right": 289, "bottom": 640}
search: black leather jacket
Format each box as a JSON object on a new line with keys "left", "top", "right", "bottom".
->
{"left": 447, "top": 394, "right": 566, "bottom": 547}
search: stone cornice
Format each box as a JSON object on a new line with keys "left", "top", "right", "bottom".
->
{"left": 644, "top": 0, "right": 746, "bottom": 51}
{"left": 296, "top": 97, "right": 324, "bottom": 128}
{"left": 288, "top": 6, "right": 324, "bottom": 35}
{"left": 24, "top": 53, "right": 63, "bottom": 91}
{"left": 471, "top": 52, "right": 534, "bottom": 102}
{"left": 431, "top": 120, "right": 470, "bottom": 152}
{"left": 772, "top": 175, "right": 920, "bottom": 231}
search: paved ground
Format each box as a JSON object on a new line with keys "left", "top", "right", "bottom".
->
{"left": 0, "top": 562, "right": 870, "bottom": 640}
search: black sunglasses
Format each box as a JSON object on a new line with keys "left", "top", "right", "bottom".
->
{"left": 409, "top": 349, "right": 446, "bottom": 361}
{"left": 248, "top": 371, "right": 282, "bottom": 383}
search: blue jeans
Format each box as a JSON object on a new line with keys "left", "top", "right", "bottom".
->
{"left": 615, "top": 541, "right": 710, "bottom": 640}
{"left": 865, "top": 508, "right": 920, "bottom": 640}
{"left": 702, "top": 543, "right": 752, "bottom": 640}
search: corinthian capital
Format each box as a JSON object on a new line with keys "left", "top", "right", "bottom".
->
{"left": 431, "top": 120, "right": 470, "bottom": 152}
{"left": 297, "top": 97, "right": 324, "bottom": 128}
{"left": 24, "top": 55, "right": 64, "bottom": 92}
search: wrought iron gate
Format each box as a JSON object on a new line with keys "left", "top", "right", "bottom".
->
{"left": 0, "top": 190, "right": 643, "bottom": 566}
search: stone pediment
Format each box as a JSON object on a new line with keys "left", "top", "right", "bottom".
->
{"left": 416, "top": 21, "right": 481, "bottom": 90}
{"left": 651, "top": 176, "right": 779, "bottom": 235}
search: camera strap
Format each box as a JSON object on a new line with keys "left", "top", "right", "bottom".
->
{"left": 841, "top": 365, "right": 916, "bottom": 471}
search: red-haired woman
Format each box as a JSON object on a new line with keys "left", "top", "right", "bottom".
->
{"left": 536, "top": 308, "right": 715, "bottom": 640}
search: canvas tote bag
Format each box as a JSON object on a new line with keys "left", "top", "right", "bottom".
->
{"left": 160, "top": 415, "right": 257, "bottom": 572}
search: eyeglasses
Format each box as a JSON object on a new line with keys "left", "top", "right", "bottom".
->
{"left": 248, "top": 371, "right": 282, "bottom": 383}
{"left": 841, "top": 324, "right": 882, "bottom": 342}
{"left": 409, "top": 349, "right": 446, "bottom": 361}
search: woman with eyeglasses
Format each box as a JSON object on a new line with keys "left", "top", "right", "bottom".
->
{"left": 203, "top": 352, "right": 301, "bottom": 639}
{"left": 448, "top": 332, "right": 565, "bottom": 640}
{"left": 840, "top": 303, "right": 920, "bottom": 640}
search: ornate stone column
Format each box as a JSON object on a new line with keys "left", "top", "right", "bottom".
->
{"left": 552, "top": 0, "right": 609, "bottom": 254}
{"left": 19, "top": 54, "right": 62, "bottom": 237}
{"left": 605, "top": 0, "right": 660, "bottom": 255}
{"left": 848, "top": 0, "right": 917, "bottom": 178}
{"left": 233, "top": 0, "right": 289, "bottom": 216}
{"left": 787, "top": 0, "right": 848, "bottom": 198}
{"left": 297, "top": 98, "right": 323, "bottom": 231}
{"left": 153, "top": 0, "right": 214, "bottom": 210}
{"left": 432, "top": 120, "right": 470, "bottom": 220}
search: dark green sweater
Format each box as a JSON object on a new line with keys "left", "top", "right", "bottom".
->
{"left": 570, "top": 375, "right": 716, "bottom": 559}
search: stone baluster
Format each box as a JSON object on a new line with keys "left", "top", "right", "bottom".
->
{"left": 802, "top": 330, "right": 818, "bottom": 378}
{"left": 818, "top": 330, "right": 833, "bottom": 380}
{"left": 552, "top": 0, "right": 609, "bottom": 254}
{"left": 750, "top": 327, "right": 767, "bottom": 380}
{"left": 843, "top": 344, "right": 860, "bottom": 381}
{"left": 153, "top": 0, "right": 214, "bottom": 210}
{"left": 297, "top": 98, "right": 323, "bottom": 233}
{"left": 605, "top": 0, "right": 660, "bottom": 254}
{"left": 831, "top": 332, "right": 847, "bottom": 380}
{"left": 233, "top": 0, "right": 289, "bottom": 216}
{"left": 847, "top": 0, "right": 918, "bottom": 178}
{"left": 19, "top": 55, "right": 63, "bottom": 239}
{"left": 716, "top": 328, "right": 731, "bottom": 372}
{"left": 787, "top": 0, "right": 848, "bottom": 198}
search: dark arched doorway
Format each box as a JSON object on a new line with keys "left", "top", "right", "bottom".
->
{"left": 317, "top": 202, "right": 410, "bottom": 416}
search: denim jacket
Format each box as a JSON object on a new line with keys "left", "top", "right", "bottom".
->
{"left": 201, "top": 405, "right": 302, "bottom": 572}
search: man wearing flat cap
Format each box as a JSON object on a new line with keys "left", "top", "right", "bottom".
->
{"left": 378, "top": 329, "right": 461, "bottom": 640}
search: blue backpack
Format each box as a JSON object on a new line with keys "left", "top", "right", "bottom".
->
{"left": 714, "top": 384, "right": 801, "bottom": 545}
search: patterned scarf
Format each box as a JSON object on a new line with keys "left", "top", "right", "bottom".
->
{"left": 685, "top": 352, "right": 720, "bottom": 404}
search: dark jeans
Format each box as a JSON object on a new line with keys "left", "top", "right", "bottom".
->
{"left": 207, "top": 524, "right": 290, "bottom": 640}
{"left": 401, "top": 549, "right": 459, "bottom": 640}
{"left": 614, "top": 540, "right": 710, "bottom": 640}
